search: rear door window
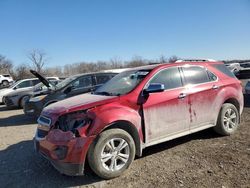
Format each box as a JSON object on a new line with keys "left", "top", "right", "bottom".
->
{"left": 31, "top": 79, "right": 40, "bottom": 86}
{"left": 96, "top": 74, "right": 112, "bottom": 85}
{"left": 182, "top": 66, "right": 210, "bottom": 85}
{"left": 149, "top": 67, "right": 183, "bottom": 90}
{"left": 16, "top": 80, "right": 32, "bottom": 88}
{"left": 72, "top": 76, "right": 92, "bottom": 89}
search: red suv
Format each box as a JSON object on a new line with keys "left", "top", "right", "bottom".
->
{"left": 34, "top": 60, "right": 243, "bottom": 179}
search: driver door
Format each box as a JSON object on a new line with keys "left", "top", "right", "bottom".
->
{"left": 142, "top": 67, "right": 190, "bottom": 145}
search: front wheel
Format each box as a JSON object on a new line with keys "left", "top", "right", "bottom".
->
{"left": 214, "top": 103, "right": 239, "bottom": 135}
{"left": 2, "top": 80, "right": 9, "bottom": 86}
{"left": 20, "top": 96, "right": 30, "bottom": 109}
{"left": 87, "top": 129, "right": 135, "bottom": 179}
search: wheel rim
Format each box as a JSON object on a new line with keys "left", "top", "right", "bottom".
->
{"left": 223, "top": 108, "right": 237, "bottom": 131}
{"left": 100, "top": 138, "right": 130, "bottom": 172}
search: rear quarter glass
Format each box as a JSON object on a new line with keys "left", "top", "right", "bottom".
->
{"left": 212, "top": 64, "right": 236, "bottom": 78}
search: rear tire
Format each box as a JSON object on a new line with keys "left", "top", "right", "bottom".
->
{"left": 214, "top": 103, "right": 239, "bottom": 135}
{"left": 87, "top": 129, "right": 135, "bottom": 179}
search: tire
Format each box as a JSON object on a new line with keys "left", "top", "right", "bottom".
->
{"left": 2, "top": 80, "right": 9, "bottom": 86}
{"left": 87, "top": 129, "right": 136, "bottom": 179}
{"left": 20, "top": 96, "right": 30, "bottom": 109}
{"left": 214, "top": 103, "right": 239, "bottom": 136}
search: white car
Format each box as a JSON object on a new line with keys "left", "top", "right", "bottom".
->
{"left": 245, "top": 81, "right": 250, "bottom": 94}
{"left": 0, "top": 74, "right": 13, "bottom": 86}
{"left": 225, "top": 63, "right": 241, "bottom": 75}
{"left": 0, "top": 77, "right": 58, "bottom": 104}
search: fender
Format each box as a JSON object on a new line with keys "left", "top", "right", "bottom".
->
{"left": 87, "top": 104, "right": 143, "bottom": 142}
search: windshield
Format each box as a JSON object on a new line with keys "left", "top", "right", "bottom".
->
{"left": 94, "top": 70, "right": 150, "bottom": 96}
{"left": 55, "top": 76, "right": 77, "bottom": 90}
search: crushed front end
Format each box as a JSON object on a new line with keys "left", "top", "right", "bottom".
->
{"left": 34, "top": 110, "right": 95, "bottom": 176}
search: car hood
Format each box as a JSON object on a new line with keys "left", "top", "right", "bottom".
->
{"left": 30, "top": 70, "right": 56, "bottom": 89}
{"left": 42, "top": 93, "right": 119, "bottom": 116}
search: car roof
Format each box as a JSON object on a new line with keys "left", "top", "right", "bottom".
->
{"left": 124, "top": 61, "right": 223, "bottom": 72}
{"left": 70, "top": 69, "right": 129, "bottom": 78}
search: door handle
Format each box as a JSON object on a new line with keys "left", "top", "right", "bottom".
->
{"left": 178, "top": 93, "right": 187, "bottom": 99}
{"left": 212, "top": 85, "right": 219, "bottom": 90}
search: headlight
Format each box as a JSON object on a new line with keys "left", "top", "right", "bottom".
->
{"left": 30, "top": 95, "right": 47, "bottom": 102}
{"left": 56, "top": 110, "right": 92, "bottom": 136}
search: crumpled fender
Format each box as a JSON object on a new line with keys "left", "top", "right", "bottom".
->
{"left": 86, "top": 104, "right": 143, "bottom": 140}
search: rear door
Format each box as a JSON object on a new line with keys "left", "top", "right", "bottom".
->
{"left": 142, "top": 67, "right": 190, "bottom": 144}
{"left": 181, "top": 65, "right": 220, "bottom": 130}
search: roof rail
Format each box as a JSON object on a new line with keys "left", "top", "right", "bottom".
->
{"left": 175, "top": 59, "right": 216, "bottom": 63}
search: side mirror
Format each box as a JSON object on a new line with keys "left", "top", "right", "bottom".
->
{"left": 143, "top": 83, "right": 165, "bottom": 95}
{"left": 64, "top": 86, "right": 72, "bottom": 94}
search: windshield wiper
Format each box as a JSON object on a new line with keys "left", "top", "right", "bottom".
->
{"left": 94, "top": 91, "right": 121, "bottom": 96}
{"left": 94, "top": 91, "right": 112, "bottom": 96}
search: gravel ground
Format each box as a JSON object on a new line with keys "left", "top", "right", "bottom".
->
{"left": 0, "top": 80, "right": 249, "bottom": 188}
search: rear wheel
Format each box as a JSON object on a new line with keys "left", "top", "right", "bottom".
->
{"left": 214, "top": 103, "right": 239, "bottom": 135}
{"left": 87, "top": 129, "right": 135, "bottom": 179}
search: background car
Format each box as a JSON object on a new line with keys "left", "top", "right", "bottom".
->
{"left": 2, "top": 74, "right": 59, "bottom": 108}
{"left": 24, "top": 69, "right": 127, "bottom": 116}
{"left": 225, "top": 63, "right": 241, "bottom": 75}
{"left": 245, "top": 81, "right": 250, "bottom": 94}
{"left": 0, "top": 74, "right": 13, "bottom": 87}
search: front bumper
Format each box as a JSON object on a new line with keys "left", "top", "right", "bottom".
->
{"left": 24, "top": 101, "right": 43, "bottom": 117}
{"left": 34, "top": 129, "right": 95, "bottom": 176}
{"left": 4, "top": 96, "right": 17, "bottom": 107}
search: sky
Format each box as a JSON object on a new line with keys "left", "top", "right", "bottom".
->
{"left": 0, "top": 0, "right": 250, "bottom": 67}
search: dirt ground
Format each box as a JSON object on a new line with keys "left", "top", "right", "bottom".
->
{"left": 0, "top": 81, "right": 249, "bottom": 188}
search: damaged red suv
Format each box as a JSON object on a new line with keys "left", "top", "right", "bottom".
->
{"left": 34, "top": 60, "right": 243, "bottom": 179}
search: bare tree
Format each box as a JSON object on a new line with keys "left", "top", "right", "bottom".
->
{"left": 159, "top": 55, "right": 168, "bottom": 64}
{"left": 13, "top": 64, "right": 32, "bottom": 80}
{"left": 168, "top": 55, "right": 179, "bottom": 63}
{"left": 0, "top": 55, "right": 13, "bottom": 74}
{"left": 110, "top": 57, "right": 123, "bottom": 69}
{"left": 28, "top": 49, "right": 47, "bottom": 73}
{"left": 127, "top": 55, "right": 146, "bottom": 67}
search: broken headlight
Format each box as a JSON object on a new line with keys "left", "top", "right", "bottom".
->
{"left": 56, "top": 110, "right": 91, "bottom": 135}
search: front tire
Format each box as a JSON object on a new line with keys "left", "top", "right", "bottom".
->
{"left": 20, "top": 96, "right": 30, "bottom": 109}
{"left": 214, "top": 103, "right": 239, "bottom": 135}
{"left": 87, "top": 129, "right": 135, "bottom": 179}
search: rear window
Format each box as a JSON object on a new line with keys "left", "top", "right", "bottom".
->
{"left": 212, "top": 64, "right": 236, "bottom": 78}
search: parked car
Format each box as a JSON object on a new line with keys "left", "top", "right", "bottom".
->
{"left": 225, "top": 63, "right": 241, "bottom": 75}
{"left": 34, "top": 60, "right": 243, "bottom": 179}
{"left": 245, "top": 81, "right": 250, "bottom": 94}
{"left": 0, "top": 74, "right": 13, "bottom": 86}
{"left": 4, "top": 75, "right": 60, "bottom": 108}
{"left": 0, "top": 78, "right": 39, "bottom": 105}
{"left": 24, "top": 69, "right": 125, "bottom": 116}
